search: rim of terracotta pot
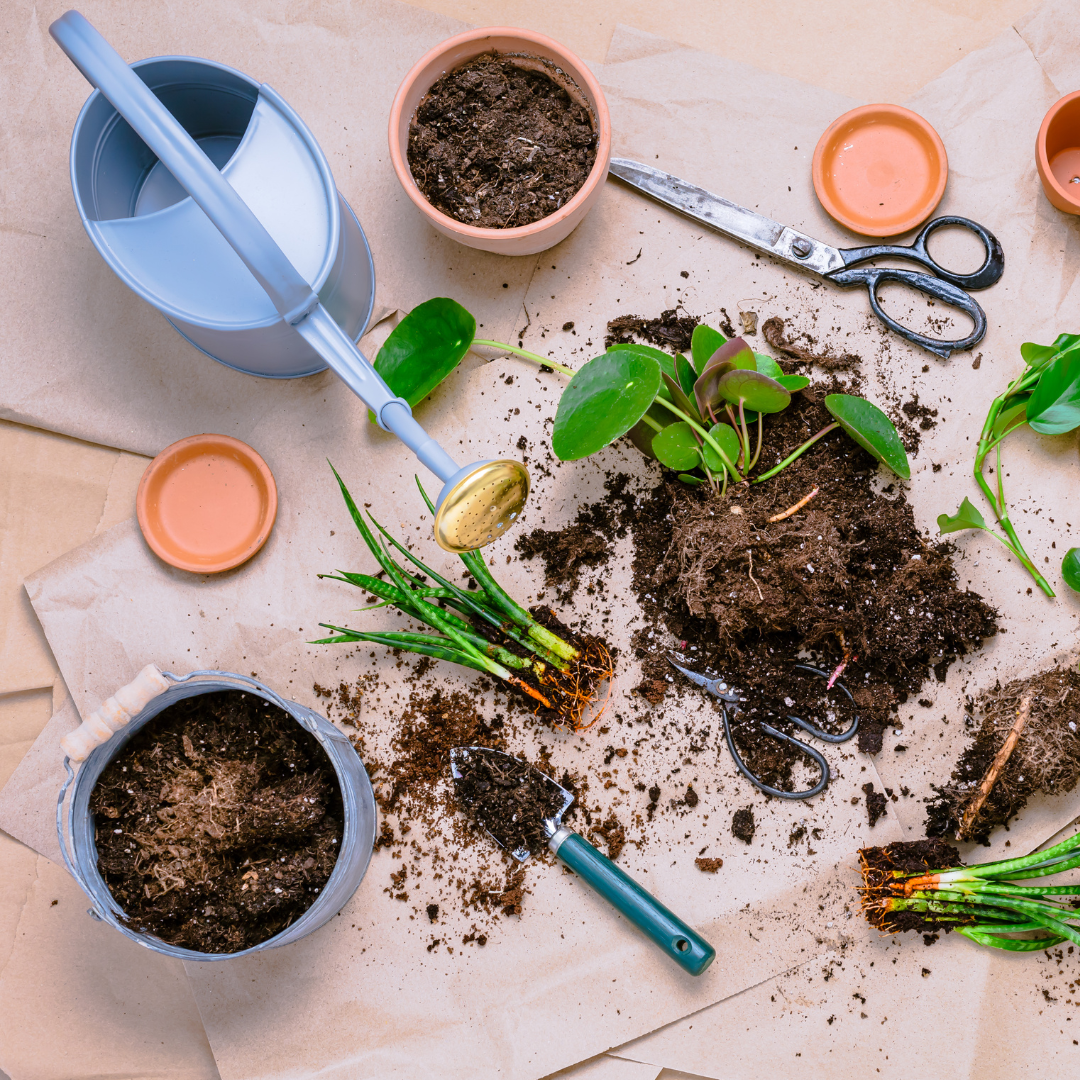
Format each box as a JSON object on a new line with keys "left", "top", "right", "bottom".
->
{"left": 388, "top": 26, "right": 611, "bottom": 243}
{"left": 1037, "top": 89, "right": 1080, "bottom": 212}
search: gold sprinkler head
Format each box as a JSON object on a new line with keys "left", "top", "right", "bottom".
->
{"left": 433, "top": 459, "right": 531, "bottom": 553}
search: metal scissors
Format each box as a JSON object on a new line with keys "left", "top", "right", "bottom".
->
{"left": 609, "top": 158, "right": 1005, "bottom": 359}
{"left": 668, "top": 658, "right": 859, "bottom": 800}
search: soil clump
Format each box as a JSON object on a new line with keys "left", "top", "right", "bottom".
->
{"left": 452, "top": 749, "right": 567, "bottom": 857}
{"left": 925, "top": 661, "right": 1080, "bottom": 845}
{"left": 407, "top": 52, "right": 597, "bottom": 229}
{"left": 732, "top": 806, "right": 756, "bottom": 843}
{"left": 90, "top": 690, "right": 342, "bottom": 953}
{"left": 606, "top": 308, "right": 698, "bottom": 352}
{"left": 762, "top": 316, "right": 860, "bottom": 371}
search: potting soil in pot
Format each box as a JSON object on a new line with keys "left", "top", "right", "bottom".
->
{"left": 407, "top": 51, "right": 598, "bottom": 229}
{"left": 90, "top": 690, "right": 343, "bottom": 953}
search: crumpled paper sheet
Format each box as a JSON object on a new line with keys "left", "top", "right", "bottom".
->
{"left": 0, "top": 0, "right": 537, "bottom": 459}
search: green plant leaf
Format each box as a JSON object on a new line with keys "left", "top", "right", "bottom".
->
{"left": 652, "top": 422, "right": 702, "bottom": 471}
{"left": 625, "top": 402, "right": 676, "bottom": 460}
{"left": 677, "top": 473, "right": 706, "bottom": 486}
{"left": 1021, "top": 341, "right": 1059, "bottom": 368}
{"left": 938, "top": 496, "right": 989, "bottom": 534}
{"left": 701, "top": 422, "right": 741, "bottom": 475}
{"left": 1062, "top": 548, "right": 1080, "bottom": 593}
{"left": 754, "top": 352, "right": 784, "bottom": 379}
{"left": 613, "top": 343, "right": 677, "bottom": 400}
{"left": 676, "top": 352, "right": 697, "bottom": 396}
{"left": 718, "top": 368, "right": 792, "bottom": 414}
{"left": 662, "top": 371, "right": 702, "bottom": 424}
{"left": 1027, "top": 352, "right": 1080, "bottom": 434}
{"left": 691, "top": 324, "right": 726, "bottom": 374}
{"left": 992, "top": 397, "right": 1029, "bottom": 438}
{"left": 825, "top": 393, "right": 911, "bottom": 479}
{"left": 552, "top": 350, "right": 663, "bottom": 460}
{"left": 776, "top": 374, "right": 811, "bottom": 392}
{"left": 370, "top": 298, "right": 475, "bottom": 421}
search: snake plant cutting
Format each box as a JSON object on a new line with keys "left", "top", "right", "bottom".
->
{"left": 860, "top": 830, "right": 1080, "bottom": 952}
{"left": 313, "top": 466, "right": 611, "bottom": 730}
{"left": 938, "top": 333, "right": 1080, "bottom": 598}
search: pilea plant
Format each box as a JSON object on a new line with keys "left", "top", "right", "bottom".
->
{"left": 938, "top": 333, "right": 1080, "bottom": 598}
{"left": 549, "top": 326, "right": 910, "bottom": 489}
{"left": 313, "top": 466, "right": 612, "bottom": 730}
{"left": 366, "top": 298, "right": 909, "bottom": 492}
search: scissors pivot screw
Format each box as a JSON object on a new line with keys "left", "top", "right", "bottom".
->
{"left": 791, "top": 238, "right": 812, "bottom": 258}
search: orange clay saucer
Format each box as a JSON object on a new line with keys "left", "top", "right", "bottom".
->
{"left": 137, "top": 434, "right": 277, "bottom": 573}
{"left": 812, "top": 104, "right": 948, "bottom": 237}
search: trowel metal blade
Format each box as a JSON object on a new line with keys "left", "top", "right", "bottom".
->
{"left": 449, "top": 746, "right": 574, "bottom": 863}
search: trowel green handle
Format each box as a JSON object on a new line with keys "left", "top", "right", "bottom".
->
{"left": 551, "top": 828, "right": 716, "bottom": 975}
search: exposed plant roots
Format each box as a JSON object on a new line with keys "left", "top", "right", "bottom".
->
{"left": 925, "top": 661, "right": 1080, "bottom": 844}
{"left": 858, "top": 839, "right": 967, "bottom": 934}
{"left": 761, "top": 316, "right": 860, "bottom": 371}
{"left": 524, "top": 621, "right": 614, "bottom": 731}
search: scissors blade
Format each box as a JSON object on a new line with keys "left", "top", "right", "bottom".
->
{"left": 609, "top": 158, "right": 845, "bottom": 278}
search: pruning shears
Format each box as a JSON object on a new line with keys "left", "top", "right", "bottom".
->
{"left": 667, "top": 658, "right": 859, "bottom": 800}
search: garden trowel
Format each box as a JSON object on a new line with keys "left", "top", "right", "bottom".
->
{"left": 450, "top": 746, "right": 716, "bottom": 975}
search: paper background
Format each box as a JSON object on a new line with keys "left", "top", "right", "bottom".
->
{"left": 4, "top": 0, "right": 1080, "bottom": 1077}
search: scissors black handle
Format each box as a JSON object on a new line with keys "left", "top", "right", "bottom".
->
{"left": 826, "top": 264, "right": 988, "bottom": 359}
{"left": 837, "top": 215, "right": 1004, "bottom": 291}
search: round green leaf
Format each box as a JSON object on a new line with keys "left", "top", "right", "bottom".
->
{"left": 776, "top": 374, "right": 810, "bottom": 392}
{"left": 371, "top": 298, "right": 476, "bottom": 419}
{"left": 691, "top": 324, "right": 726, "bottom": 374}
{"left": 754, "top": 352, "right": 784, "bottom": 379}
{"left": 553, "top": 351, "right": 662, "bottom": 460}
{"left": 612, "top": 343, "right": 677, "bottom": 401}
{"left": 824, "top": 393, "right": 910, "bottom": 479}
{"left": 652, "top": 422, "right": 702, "bottom": 471}
{"left": 1063, "top": 548, "right": 1080, "bottom": 593}
{"left": 1027, "top": 352, "right": 1080, "bottom": 434}
{"left": 701, "top": 422, "right": 741, "bottom": 475}
{"left": 677, "top": 473, "right": 706, "bottom": 486}
{"left": 717, "top": 368, "right": 791, "bottom": 414}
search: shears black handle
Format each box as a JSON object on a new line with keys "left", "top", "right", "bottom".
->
{"left": 826, "top": 264, "right": 988, "bottom": 359}
{"left": 837, "top": 215, "right": 1004, "bottom": 291}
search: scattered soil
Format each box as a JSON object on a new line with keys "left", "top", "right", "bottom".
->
{"left": 762, "top": 316, "right": 860, "bottom": 371}
{"left": 858, "top": 839, "right": 966, "bottom": 936}
{"left": 925, "top": 662, "right": 1080, "bottom": 845}
{"left": 90, "top": 690, "right": 342, "bottom": 954}
{"left": 452, "top": 748, "right": 567, "bottom": 858}
{"left": 606, "top": 308, "right": 698, "bottom": 352}
{"left": 515, "top": 522, "right": 611, "bottom": 602}
{"left": 732, "top": 806, "right": 756, "bottom": 843}
{"left": 407, "top": 52, "right": 597, "bottom": 229}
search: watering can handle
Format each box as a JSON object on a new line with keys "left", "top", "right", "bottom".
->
{"left": 48, "top": 12, "right": 457, "bottom": 473}
{"left": 60, "top": 664, "right": 171, "bottom": 761}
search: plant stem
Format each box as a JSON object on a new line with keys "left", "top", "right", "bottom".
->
{"left": 640, "top": 414, "right": 664, "bottom": 434}
{"left": 653, "top": 397, "right": 742, "bottom": 478}
{"left": 752, "top": 422, "right": 839, "bottom": 484}
{"left": 472, "top": 338, "right": 576, "bottom": 378}
{"left": 748, "top": 413, "right": 764, "bottom": 471}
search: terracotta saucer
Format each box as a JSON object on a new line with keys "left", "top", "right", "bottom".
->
{"left": 812, "top": 104, "right": 948, "bottom": 237}
{"left": 137, "top": 434, "right": 277, "bottom": 573}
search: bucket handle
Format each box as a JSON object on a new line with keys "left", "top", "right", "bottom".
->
{"left": 55, "top": 667, "right": 322, "bottom": 913}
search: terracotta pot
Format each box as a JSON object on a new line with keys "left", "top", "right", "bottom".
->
{"left": 1037, "top": 90, "right": 1080, "bottom": 215}
{"left": 388, "top": 27, "right": 611, "bottom": 256}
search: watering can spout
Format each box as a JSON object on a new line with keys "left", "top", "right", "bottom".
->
{"left": 50, "top": 10, "right": 530, "bottom": 551}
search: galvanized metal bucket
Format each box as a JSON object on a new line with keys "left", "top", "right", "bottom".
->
{"left": 69, "top": 55, "right": 375, "bottom": 377}
{"left": 56, "top": 669, "right": 377, "bottom": 961}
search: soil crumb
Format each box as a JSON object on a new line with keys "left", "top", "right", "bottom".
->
{"left": 90, "top": 690, "right": 342, "bottom": 953}
{"left": 407, "top": 52, "right": 597, "bottom": 229}
{"left": 925, "top": 661, "right": 1080, "bottom": 845}
{"left": 452, "top": 748, "right": 566, "bottom": 858}
{"left": 606, "top": 308, "right": 699, "bottom": 352}
{"left": 732, "top": 806, "right": 756, "bottom": 844}
{"left": 762, "top": 316, "right": 860, "bottom": 371}
{"left": 862, "top": 782, "right": 888, "bottom": 828}
{"left": 695, "top": 856, "right": 724, "bottom": 872}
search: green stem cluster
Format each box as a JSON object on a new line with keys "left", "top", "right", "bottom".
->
{"left": 866, "top": 830, "right": 1080, "bottom": 951}
{"left": 972, "top": 366, "right": 1054, "bottom": 596}
{"left": 313, "top": 466, "right": 577, "bottom": 708}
